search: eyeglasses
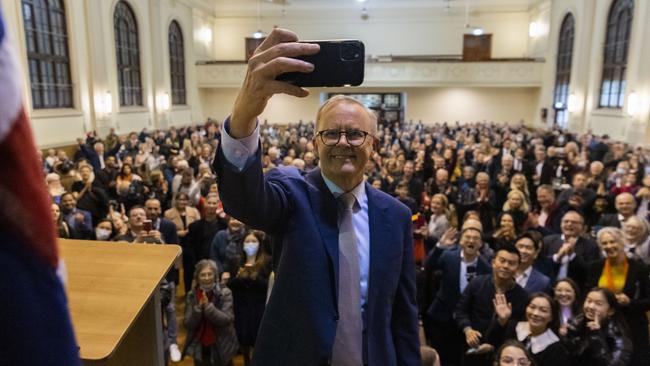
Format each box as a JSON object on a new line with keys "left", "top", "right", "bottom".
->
{"left": 499, "top": 356, "right": 532, "bottom": 366}
{"left": 316, "top": 129, "right": 372, "bottom": 147}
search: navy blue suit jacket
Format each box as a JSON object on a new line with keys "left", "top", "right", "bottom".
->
{"left": 425, "top": 246, "right": 491, "bottom": 323}
{"left": 214, "top": 146, "right": 421, "bottom": 366}
{"left": 523, "top": 268, "right": 551, "bottom": 294}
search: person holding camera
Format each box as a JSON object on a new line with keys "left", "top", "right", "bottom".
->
{"left": 212, "top": 28, "right": 420, "bottom": 365}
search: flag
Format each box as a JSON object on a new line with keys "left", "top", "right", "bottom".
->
{"left": 0, "top": 10, "right": 80, "bottom": 365}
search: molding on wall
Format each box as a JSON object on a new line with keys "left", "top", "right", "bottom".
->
{"left": 196, "top": 61, "right": 544, "bottom": 88}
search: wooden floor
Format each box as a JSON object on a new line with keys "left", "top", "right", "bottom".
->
{"left": 173, "top": 270, "right": 245, "bottom": 366}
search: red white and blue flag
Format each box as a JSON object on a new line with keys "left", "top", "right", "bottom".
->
{"left": 0, "top": 10, "right": 80, "bottom": 365}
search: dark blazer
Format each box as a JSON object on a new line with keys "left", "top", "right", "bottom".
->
{"left": 596, "top": 214, "right": 623, "bottom": 228}
{"left": 78, "top": 141, "right": 122, "bottom": 173}
{"left": 454, "top": 274, "right": 528, "bottom": 335}
{"left": 523, "top": 267, "right": 551, "bottom": 294}
{"left": 156, "top": 217, "right": 180, "bottom": 245}
{"left": 586, "top": 258, "right": 650, "bottom": 366}
{"left": 425, "top": 247, "right": 492, "bottom": 323}
{"left": 214, "top": 147, "right": 421, "bottom": 366}
{"left": 542, "top": 235, "right": 601, "bottom": 263}
{"left": 527, "top": 160, "right": 554, "bottom": 186}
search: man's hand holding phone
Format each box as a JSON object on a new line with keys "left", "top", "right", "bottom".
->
{"left": 231, "top": 28, "right": 320, "bottom": 139}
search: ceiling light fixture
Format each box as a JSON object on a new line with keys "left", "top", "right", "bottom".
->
{"left": 252, "top": 0, "right": 265, "bottom": 39}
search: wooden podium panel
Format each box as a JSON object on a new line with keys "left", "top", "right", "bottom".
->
{"left": 59, "top": 239, "right": 181, "bottom": 366}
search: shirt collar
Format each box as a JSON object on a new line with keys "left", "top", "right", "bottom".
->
{"left": 517, "top": 266, "right": 533, "bottom": 280}
{"left": 321, "top": 171, "right": 367, "bottom": 208}
{"left": 460, "top": 250, "right": 479, "bottom": 266}
{"left": 515, "top": 322, "right": 559, "bottom": 354}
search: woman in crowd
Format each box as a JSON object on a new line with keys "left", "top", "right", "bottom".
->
{"left": 502, "top": 189, "right": 529, "bottom": 228}
{"left": 426, "top": 193, "right": 451, "bottom": 243}
{"left": 227, "top": 230, "right": 272, "bottom": 366}
{"left": 587, "top": 227, "right": 650, "bottom": 366}
{"left": 509, "top": 173, "right": 531, "bottom": 205}
{"left": 46, "top": 173, "right": 66, "bottom": 204}
{"left": 486, "top": 212, "right": 518, "bottom": 251}
{"left": 489, "top": 292, "right": 569, "bottom": 366}
{"left": 51, "top": 202, "right": 70, "bottom": 239}
{"left": 622, "top": 215, "right": 650, "bottom": 264}
{"left": 94, "top": 219, "right": 116, "bottom": 241}
{"left": 115, "top": 163, "right": 141, "bottom": 198}
{"left": 492, "top": 340, "right": 536, "bottom": 366}
{"left": 553, "top": 278, "right": 581, "bottom": 336}
{"left": 183, "top": 259, "right": 238, "bottom": 366}
{"left": 563, "top": 287, "right": 632, "bottom": 366}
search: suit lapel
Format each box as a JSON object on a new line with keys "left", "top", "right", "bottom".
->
{"left": 305, "top": 168, "right": 340, "bottom": 305}
{"left": 451, "top": 250, "right": 462, "bottom": 294}
{"left": 366, "top": 185, "right": 391, "bottom": 317}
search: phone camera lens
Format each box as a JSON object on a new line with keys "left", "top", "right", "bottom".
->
{"left": 341, "top": 43, "right": 361, "bottom": 61}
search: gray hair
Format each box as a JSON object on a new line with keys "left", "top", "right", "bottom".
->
{"left": 315, "top": 95, "right": 378, "bottom": 134}
{"left": 597, "top": 227, "right": 625, "bottom": 246}
{"left": 193, "top": 259, "right": 219, "bottom": 281}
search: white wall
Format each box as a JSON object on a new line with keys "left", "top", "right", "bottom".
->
{"left": 537, "top": 0, "right": 650, "bottom": 144}
{"left": 210, "top": 10, "right": 532, "bottom": 61}
{"left": 199, "top": 87, "right": 539, "bottom": 126}
{"left": 0, "top": 0, "right": 204, "bottom": 148}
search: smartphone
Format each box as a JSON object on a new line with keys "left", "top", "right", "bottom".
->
{"left": 276, "top": 40, "right": 365, "bottom": 87}
{"left": 142, "top": 220, "right": 152, "bottom": 232}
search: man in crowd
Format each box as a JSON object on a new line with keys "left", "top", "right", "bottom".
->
{"left": 425, "top": 227, "right": 491, "bottom": 366}
{"left": 213, "top": 28, "right": 420, "bottom": 365}
{"left": 454, "top": 245, "right": 528, "bottom": 366}
{"left": 597, "top": 192, "right": 637, "bottom": 228}
{"left": 60, "top": 192, "right": 93, "bottom": 239}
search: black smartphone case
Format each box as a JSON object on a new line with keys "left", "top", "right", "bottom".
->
{"left": 276, "top": 40, "right": 365, "bottom": 87}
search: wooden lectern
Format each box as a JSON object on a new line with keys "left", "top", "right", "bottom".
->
{"left": 59, "top": 239, "right": 181, "bottom": 366}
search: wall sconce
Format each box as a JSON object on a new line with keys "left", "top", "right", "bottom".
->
{"left": 199, "top": 27, "right": 212, "bottom": 44}
{"left": 567, "top": 93, "right": 578, "bottom": 113}
{"left": 529, "top": 22, "right": 542, "bottom": 38}
{"left": 627, "top": 91, "right": 639, "bottom": 116}
{"left": 157, "top": 93, "right": 170, "bottom": 112}
{"left": 96, "top": 91, "right": 112, "bottom": 116}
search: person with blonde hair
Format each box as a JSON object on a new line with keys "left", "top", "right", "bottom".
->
{"left": 503, "top": 189, "right": 529, "bottom": 228}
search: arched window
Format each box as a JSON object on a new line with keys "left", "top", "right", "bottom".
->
{"left": 114, "top": 1, "right": 142, "bottom": 106}
{"left": 168, "top": 20, "right": 186, "bottom": 105}
{"left": 553, "top": 13, "right": 575, "bottom": 127}
{"left": 599, "top": 0, "right": 634, "bottom": 108}
{"left": 21, "top": 0, "right": 73, "bottom": 109}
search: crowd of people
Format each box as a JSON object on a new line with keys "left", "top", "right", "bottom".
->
{"left": 41, "top": 116, "right": 650, "bottom": 366}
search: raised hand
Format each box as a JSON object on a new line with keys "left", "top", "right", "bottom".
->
{"left": 493, "top": 293, "right": 512, "bottom": 325}
{"left": 231, "top": 28, "right": 320, "bottom": 138}
{"left": 439, "top": 227, "right": 458, "bottom": 247}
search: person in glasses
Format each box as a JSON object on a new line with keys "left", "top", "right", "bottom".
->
{"left": 213, "top": 28, "right": 421, "bottom": 366}
{"left": 424, "top": 227, "right": 492, "bottom": 366}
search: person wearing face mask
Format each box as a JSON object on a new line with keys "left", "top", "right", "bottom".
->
{"left": 227, "top": 231, "right": 272, "bottom": 365}
{"left": 183, "top": 259, "right": 239, "bottom": 366}
{"left": 94, "top": 219, "right": 115, "bottom": 241}
{"left": 563, "top": 288, "right": 632, "bottom": 366}
{"left": 488, "top": 293, "right": 570, "bottom": 366}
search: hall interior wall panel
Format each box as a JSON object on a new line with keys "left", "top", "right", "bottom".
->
{"left": 210, "top": 11, "right": 530, "bottom": 61}
{"left": 199, "top": 87, "right": 539, "bottom": 128}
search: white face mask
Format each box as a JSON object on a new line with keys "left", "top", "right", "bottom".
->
{"left": 243, "top": 241, "right": 260, "bottom": 257}
{"left": 95, "top": 228, "right": 111, "bottom": 241}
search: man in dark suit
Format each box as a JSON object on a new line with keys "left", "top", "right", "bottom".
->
{"left": 514, "top": 231, "right": 550, "bottom": 293}
{"left": 454, "top": 245, "right": 529, "bottom": 366}
{"left": 425, "top": 227, "right": 491, "bottom": 366}
{"left": 143, "top": 198, "right": 182, "bottom": 361}
{"left": 60, "top": 192, "right": 93, "bottom": 239}
{"left": 213, "top": 28, "right": 420, "bottom": 366}
{"left": 541, "top": 210, "right": 598, "bottom": 290}
{"left": 76, "top": 136, "right": 123, "bottom": 173}
{"left": 597, "top": 192, "right": 637, "bottom": 228}
{"left": 527, "top": 144, "right": 554, "bottom": 188}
